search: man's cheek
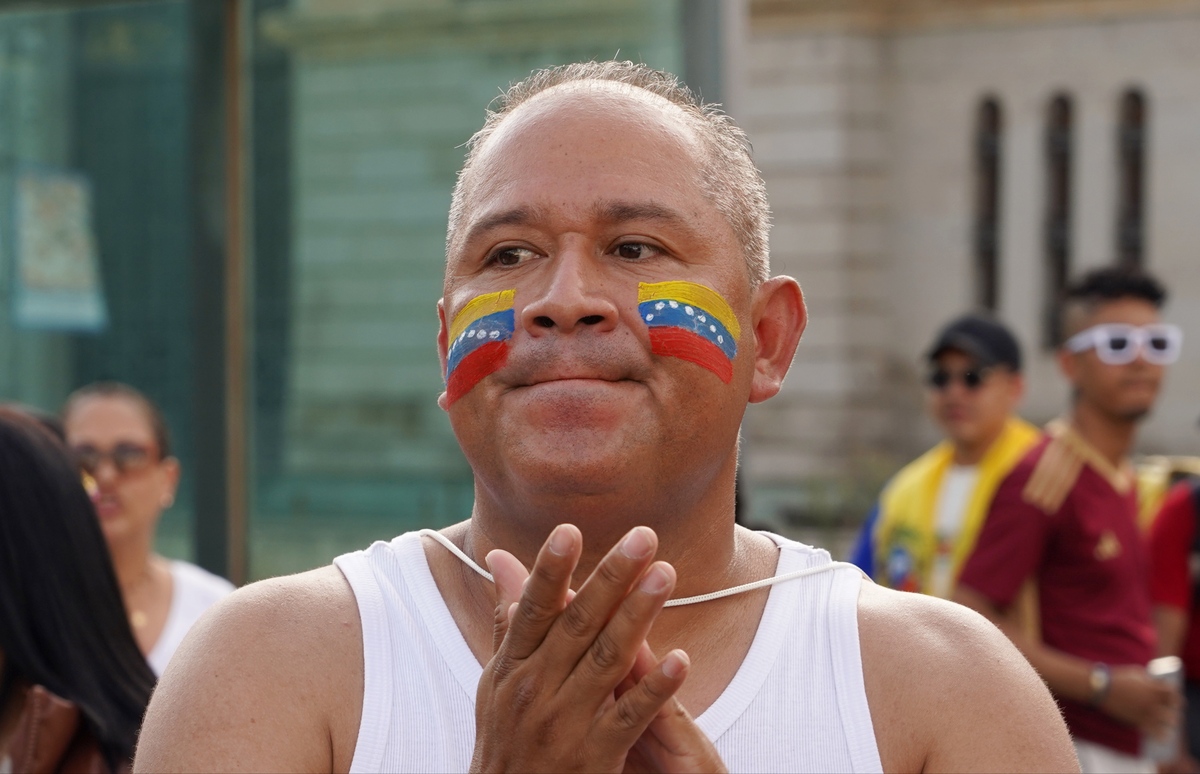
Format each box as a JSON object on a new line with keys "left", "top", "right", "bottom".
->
{"left": 445, "top": 290, "right": 516, "bottom": 406}
{"left": 637, "top": 281, "right": 739, "bottom": 384}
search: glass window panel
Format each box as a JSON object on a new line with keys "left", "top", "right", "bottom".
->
{"left": 0, "top": 1, "right": 197, "bottom": 562}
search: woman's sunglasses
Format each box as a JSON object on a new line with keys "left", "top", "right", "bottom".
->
{"left": 927, "top": 367, "right": 991, "bottom": 391}
{"left": 72, "top": 442, "right": 157, "bottom": 477}
{"left": 1064, "top": 323, "right": 1182, "bottom": 366}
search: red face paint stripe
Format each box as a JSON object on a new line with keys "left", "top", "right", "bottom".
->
{"left": 445, "top": 340, "right": 509, "bottom": 406}
{"left": 648, "top": 327, "right": 733, "bottom": 384}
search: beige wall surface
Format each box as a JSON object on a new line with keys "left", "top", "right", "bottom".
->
{"left": 739, "top": 1, "right": 1200, "bottom": 527}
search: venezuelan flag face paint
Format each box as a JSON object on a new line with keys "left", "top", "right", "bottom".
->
{"left": 444, "top": 289, "right": 515, "bottom": 406}
{"left": 638, "top": 281, "right": 740, "bottom": 383}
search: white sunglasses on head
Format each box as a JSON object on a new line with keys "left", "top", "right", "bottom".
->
{"left": 1064, "top": 323, "right": 1183, "bottom": 366}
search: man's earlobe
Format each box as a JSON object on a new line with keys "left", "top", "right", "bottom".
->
{"left": 748, "top": 277, "right": 806, "bottom": 404}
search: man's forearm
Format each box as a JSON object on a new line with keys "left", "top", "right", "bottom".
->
{"left": 1155, "top": 605, "right": 1188, "bottom": 658}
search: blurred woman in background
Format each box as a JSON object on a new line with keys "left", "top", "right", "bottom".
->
{"left": 0, "top": 407, "right": 155, "bottom": 773}
{"left": 62, "top": 383, "right": 234, "bottom": 676}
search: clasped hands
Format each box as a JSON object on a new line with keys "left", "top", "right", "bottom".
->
{"left": 469, "top": 523, "right": 728, "bottom": 774}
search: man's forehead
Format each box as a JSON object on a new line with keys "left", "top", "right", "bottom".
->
{"left": 464, "top": 84, "right": 702, "bottom": 199}
{"left": 452, "top": 83, "right": 710, "bottom": 247}
{"left": 484, "top": 80, "right": 696, "bottom": 152}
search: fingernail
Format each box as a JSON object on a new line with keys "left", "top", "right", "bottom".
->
{"left": 621, "top": 527, "right": 653, "bottom": 559}
{"left": 640, "top": 565, "right": 670, "bottom": 595}
{"left": 548, "top": 525, "right": 573, "bottom": 556}
{"left": 662, "top": 651, "right": 688, "bottom": 679}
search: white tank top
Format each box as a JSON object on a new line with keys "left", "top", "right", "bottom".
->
{"left": 334, "top": 531, "right": 882, "bottom": 773}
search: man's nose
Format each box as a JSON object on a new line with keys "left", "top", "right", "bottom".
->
{"left": 518, "top": 246, "right": 619, "bottom": 336}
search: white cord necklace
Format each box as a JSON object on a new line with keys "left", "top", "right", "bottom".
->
{"left": 417, "top": 528, "right": 862, "bottom": 607}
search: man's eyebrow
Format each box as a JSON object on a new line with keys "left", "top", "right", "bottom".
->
{"left": 460, "top": 200, "right": 699, "bottom": 246}
{"left": 594, "top": 200, "right": 690, "bottom": 227}
{"left": 461, "top": 206, "right": 542, "bottom": 246}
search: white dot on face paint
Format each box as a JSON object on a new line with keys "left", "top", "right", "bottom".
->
{"left": 655, "top": 302, "right": 665, "bottom": 311}
{"left": 710, "top": 325, "right": 717, "bottom": 332}
{"left": 646, "top": 314, "right": 654, "bottom": 321}
{"left": 466, "top": 330, "right": 475, "bottom": 339}
{"left": 490, "top": 330, "right": 500, "bottom": 339}
{"left": 684, "top": 306, "right": 693, "bottom": 316}
{"left": 698, "top": 314, "right": 707, "bottom": 323}
{"left": 718, "top": 335, "right": 724, "bottom": 344}
{"left": 669, "top": 300, "right": 679, "bottom": 309}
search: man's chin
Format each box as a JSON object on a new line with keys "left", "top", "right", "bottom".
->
{"left": 1115, "top": 406, "right": 1152, "bottom": 423}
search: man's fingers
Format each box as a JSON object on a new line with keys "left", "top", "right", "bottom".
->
{"left": 605, "top": 649, "right": 690, "bottom": 748}
{"left": 487, "top": 550, "right": 530, "bottom": 653}
{"left": 498, "top": 524, "right": 581, "bottom": 661}
{"left": 569, "top": 562, "right": 675, "bottom": 693}
{"left": 487, "top": 549, "right": 531, "bottom": 609}
{"left": 544, "top": 527, "right": 659, "bottom": 668}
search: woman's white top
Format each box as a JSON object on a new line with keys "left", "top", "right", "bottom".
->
{"left": 147, "top": 560, "right": 236, "bottom": 676}
{"left": 334, "top": 531, "right": 882, "bottom": 773}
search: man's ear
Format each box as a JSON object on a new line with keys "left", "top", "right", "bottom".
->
{"left": 1055, "top": 347, "right": 1078, "bottom": 386}
{"left": 748, "top": 276, "right": 806, "bottom": 404}
{"left": 436, "top": 298, "right": 450, "bottom": 411}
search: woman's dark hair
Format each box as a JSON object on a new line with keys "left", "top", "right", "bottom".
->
{"left": 0, "top": 408, "right": 155, "bottom": 767}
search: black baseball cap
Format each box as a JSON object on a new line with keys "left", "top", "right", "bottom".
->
{"left": 926, "top": 314, "right": 1022, "bottom": 372}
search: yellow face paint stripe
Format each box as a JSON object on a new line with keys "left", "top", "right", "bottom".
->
{"left": 448, "top": 289, "right": 516, "bottom": 342}
{"left": 637, "top": 281, "right": 740, "bottom": 339}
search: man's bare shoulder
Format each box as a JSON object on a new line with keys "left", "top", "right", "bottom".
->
{"left": 135, "top": 565, "right": 364, "bottom": 773}
{"left": 857, "top": 582, "right": 1078, "bottom": 773}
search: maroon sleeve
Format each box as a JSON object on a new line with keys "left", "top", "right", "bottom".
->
{"left": 958, "top": 458, "right": 1053, "bottom": 608}
{"left": 1148, "top": 483, "right": 1197, "bottom": 611}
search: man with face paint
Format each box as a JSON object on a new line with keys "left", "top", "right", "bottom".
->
{"left": 135, "top": 62, "right": 1077, "bottom": 773}
{"left": 955, "top": 267, "right": 1183, "bottom": 773}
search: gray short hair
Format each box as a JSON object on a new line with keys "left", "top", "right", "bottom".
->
{"left": 447, "top": 61, "right": 770, "bottom": 285}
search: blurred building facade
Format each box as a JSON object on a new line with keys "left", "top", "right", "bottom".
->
{"left": 0, "top": 0, "right": 1196, "bottom": 577}
{"left": 738, "top": 0, "right": 1200, "bottom": 528}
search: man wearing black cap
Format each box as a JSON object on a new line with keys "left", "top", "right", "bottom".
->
{"left": 849, "top": 313, "right": 1038, "bottom": 597}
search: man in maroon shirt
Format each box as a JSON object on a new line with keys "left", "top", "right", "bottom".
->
{"left": 1149, "top": 478, "right": 1200, "bottom": 769}
{"left": 954, "top": 266, "right": 1183, "bottom": 773}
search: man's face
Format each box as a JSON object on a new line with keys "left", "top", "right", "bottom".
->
{"left": 1060, "top": 297, "right": 1167, "bottom": 422}
{"left": 926, "top": 350, "right": 1022, "bottom": 451}
{"left": 438, "top": 85, "right": 767, "bottom": 521}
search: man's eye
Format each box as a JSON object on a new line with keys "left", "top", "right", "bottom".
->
{"left": 615, "top": 243, "right": 659, "bottom": 261}
{"left": 488, "top": 247, "right": 534, "bottom": 267}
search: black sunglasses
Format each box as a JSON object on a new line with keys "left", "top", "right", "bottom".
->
{"left": 927, "top": 367, "right": 991, "bottom": 391}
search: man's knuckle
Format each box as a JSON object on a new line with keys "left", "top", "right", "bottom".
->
{"left": 519, "top": 594, "right": 558, "bottom": 624}
{"left": 590, "top": 631, "right": 624, "bottom": 672}
{"left": 597, "top": 559, "right": 628, "bottom": 588}
{"left": 614, "top": 696, "right": 644, "bottom": 731}
{"left": 641, "top": 675, "right": 670, "bottom": 704}
{"left": 559, "top": 602, "right": 592, "bottom": 639}
{"left": 508, "top": 673, "right": 542, "bottom": 713}
{"left": 490, "top": 655, "right": 516, "bottom": 682}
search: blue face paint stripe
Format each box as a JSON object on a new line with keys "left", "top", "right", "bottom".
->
{"left": 446, "top": 309, "right": 515, "bottom": 377}
{"left": 638, "top": 301, "right": 737, "bottom": 360}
